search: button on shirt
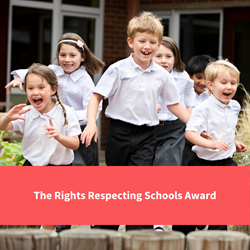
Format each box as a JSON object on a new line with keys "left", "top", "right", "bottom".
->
{"left": 158, "top": 69, "right": 196, "bottom": 121}
{"left": 12, "top": 65, "right": 102, "bottom": 126}
{"left": 9, "top": 104, "right": 81, "bottom": 166}
{"left": 186, "top": 94, "right": 240, "bottom": 161}
{"left": 94, "top": 54, "right": 180, "bottom": 126}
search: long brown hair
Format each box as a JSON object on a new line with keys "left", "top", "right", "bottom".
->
{"left": 24, "top": 63, "right": 68, "bottom": 126}
{"left": 161, "top": 36, "right": 185, "bottom": 72}
{"left": 56, "top": 33, "right": 105, "bottom": 75}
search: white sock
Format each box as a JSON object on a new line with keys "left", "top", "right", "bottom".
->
{"left": 154, "top": 225, "right": 164, "bottom": 231}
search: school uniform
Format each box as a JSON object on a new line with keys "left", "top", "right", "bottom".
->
{"left": 94, "top": 54, "right": 180, "bottom": 166}
{"left": 182, "top": 90, "right": 209, "bottom": 166}
{"left": 12, "top": 65, "right": 102, "bottom": 166}
{"left": 186, "top": 94, "right": 240, "bottom": 164}
{"left": 153, "top": 70, "right": 196, "bottom": 166}
{"left": 8, "top": 104, "right": 81, "bottom": 166}
{"left": 92, "top": 54, "right": 179, "bottom": 231}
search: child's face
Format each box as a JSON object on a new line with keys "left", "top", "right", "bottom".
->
{"left": 154, "top": 45, "right": 175, "bottom": 73}
{"left": 207, "top": 71, "right": 238, "bottom": 105}
{"left": 26, "top": 74, "right": 56, "bottom": 113}
{"left": 190, "top": 72, "right": 206, "bottom": 95}
{"left": 127, "top": 32, "right": 160, "bottom": 70}
{"left": 58, "top": 44, "right": 84, "bottom": 74}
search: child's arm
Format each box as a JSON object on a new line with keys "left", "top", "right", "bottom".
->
{"left": 44, "top": 119, "right": 79, "bottom": 150}
{"left": 80, "top": 93, "right": 103, "bottom": 147}
{"left": 5, "top": 76, "right": 23, "bottom": 94}
{"left": 186, "top": 106, "right": 194, "bottom": 115}
{"left": 234, "top": 140, "right": 247, "bottom": 152}
{"left": 0, "top": 104, "right": 31, "bottom": 130}
{"left": 185, "top": 130, "right": 229, "bottom": 151}
{"left": 167, "top": 103, "right": 190, "bottom": 124}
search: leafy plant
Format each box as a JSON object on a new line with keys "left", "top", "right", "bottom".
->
{"left": 233, "top": 84, "right": 250, "bottom": 165}
{"left": 0, "top": 141, "right": 25, "bottom": 166}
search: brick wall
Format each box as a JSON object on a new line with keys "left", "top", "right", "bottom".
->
{"left": 100, "top": 0, "right": 129, "bottom": 150}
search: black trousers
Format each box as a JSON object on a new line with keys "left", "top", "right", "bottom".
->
{"left": 23, "top": 160, "right": 72, "bottom": 166}
{"left": 105, "top": 119, "right": 156, "bottom": 166}
{"left": 189, "top": 153, "right": 237, "bottom": 166}
{"left": 153, "top": 119, "right": 186, "bottom": 166}
{"left": 91, "top": 225, "right": 153, "bottom": 231}
{"left": 73, "top": 125, "right": 99, "bottom": 166}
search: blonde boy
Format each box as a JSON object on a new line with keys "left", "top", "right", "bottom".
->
{"left": 82, "top": 12, "right": 189, "bottom": 166}
{"left": 82, "top": 13, "right": 190, "bottom": 231}
{"left": 185, "top": 59, "right": 246, "bottom": 166}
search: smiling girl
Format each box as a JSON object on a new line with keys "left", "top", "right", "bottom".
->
{"left": 0, "top": 63, "right": 81, "bottom": 166}
{"left": 6, "top": 33, "right": 105, "bottom": 167}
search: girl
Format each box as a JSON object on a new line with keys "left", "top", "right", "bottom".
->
{"left": 0, "top": 63, "right": 81, "bottom": 231}
{"left": 153, "top": 36, "right": 196, "bottom": 167}
{"left": 153, "top": 37, "right": 196, "bottom": 232}
{"left": 6, "top": 33, "right": 105, "bottom": 166}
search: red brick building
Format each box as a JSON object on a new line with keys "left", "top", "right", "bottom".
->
{"left": 1, "top": 0, "right": 250, "bottom": 149}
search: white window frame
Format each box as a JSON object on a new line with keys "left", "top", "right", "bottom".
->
{"left": 7, "top": 0, "right": 104, "bottom": 96}
{"left": 154, "top": 9, "right": 223, "bottom": 57}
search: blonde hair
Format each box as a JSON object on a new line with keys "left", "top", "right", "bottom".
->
{"left": 24, "top": 63, "right": 68, "bottom": 126}
{"left": 205, "top": 59, "right": 240, "bottom": 95}
{"left": 127, "top": 12, "right": 163, "bottom": 43}
{"left": 56, "top": 33, "right": 105, "bottom": 75}
{"left": 161, "top": 36, "right": 185, "bottom": 72}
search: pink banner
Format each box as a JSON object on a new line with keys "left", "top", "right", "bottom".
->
{"left": 0, "top": 166, "right": 249, "bottom": 225}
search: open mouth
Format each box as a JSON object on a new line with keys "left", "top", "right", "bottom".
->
{"left": 141, "top": 51, "right": 151, "bottom": 55}
{"left": 162, "top": 65, "right": 168, "bottom": 70}
{"left": 223, "top": 93, "right": 231, "bottom": 96}
{"left": 33, "top": 98, "right": 43, "bottom": 106}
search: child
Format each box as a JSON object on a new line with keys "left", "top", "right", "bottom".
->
{"left": 153, "top": 36, "right": 196, "bottom": 167}
{"left": 81, "top": 12, "right": 190, "bottom": 231}
{"left": 0, "top": 63, "right": 81, "bottom": 231}
{"left": 6, "top": 32, "right": 105, "bottom": 167}
{"left": 182, "top": 55, "right": 215, "bottom": 166}
{"left": 153, "top": 36, "right": 196, "bottom": 232}
{"left": 185, "top": 59, "right": 247, "bottom": 230}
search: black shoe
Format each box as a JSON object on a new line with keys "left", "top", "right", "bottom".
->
{"left": 56, "top": 225, "right": 71, "bottom": 232}
{"left": 196, "top": 225, "right": 206, "bottom": 230}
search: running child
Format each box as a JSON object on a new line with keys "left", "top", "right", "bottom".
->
{"left": 81, "top": 12, "right": 190, "bottom": 231}
{"left": 6, "top": 32, "right": 105, "bottom": 166}
{"left": 185, "top": 59, "right": 247, "bottom": 230}
{"left": 0, "top": 63, "right": 81, "bottom": 231}
{"left": 153, "top": 36, "right": 196, "bottom": 167}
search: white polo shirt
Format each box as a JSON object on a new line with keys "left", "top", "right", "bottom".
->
{"left": 9, "top": 104, "right": 81, "bottom": 166}
{"left": 196, "top": 91, "right": 209, "bottom": 106}
{"left": 186, "top": 94, "right": 240, "bottom": 161}
{"left": 12, "top": 65, "right": 102, "bottom": 126}
{"left": 158, "top": 69, "right": 196, "bottom": 121}
{"left": 94, "top": 54, "right": 180, "bottom": 126}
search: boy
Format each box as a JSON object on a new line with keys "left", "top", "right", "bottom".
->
{"left": 188, "top": 55, "right": 215, "bottom": 105}
{"left": 182, "top": 55, "right": 215, "bottom": 166}
{"left": 185, "top": 59, "right": 247, "bottom": 230}
{"left": 81, "top": 12, "right": 190, "bottom": 231}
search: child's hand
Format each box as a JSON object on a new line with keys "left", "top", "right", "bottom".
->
{"left": 80, "top": 123, "right": 98, "bottom": 147}
{"left": 5, "top": 77, "right": 23, "bottom": 94}
{"left": 44, "top": 119, "right": 60, "bottom": 140}
{"left": 200, "top": 131, "right": 212, "bottom": 140}
{"left": 5, "top": 104, "right": 31, "bottom": 122}
{"left": 157, "top": 104, "right": 161, "bottom": 113}
{"left": 234, "top": 140, "right": 247, "bottom": 152}
{"left": 210, "top": 140, "right": 229, "bottom": 151}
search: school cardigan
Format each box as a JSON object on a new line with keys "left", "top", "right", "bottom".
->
{"left": 94, "top": 54, "right": 180, "bottom": 126}
{"left": 9, "top": 104, "right": 81, "bottom": 166}
{"left": 186, "top": 94, "right": 240, "bottom": 161}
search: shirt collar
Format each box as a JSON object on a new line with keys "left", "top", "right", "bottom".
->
{"left": 57, "top": 65, "right": 87, "bottom": 82}
{"left": 129, "top": 53, "right": 157, "bottom": 72}
{"left": 30, "top": 104, "right": 61, "bottom": 119}
{"left": 210, "top": 93, "right": 233, "bottom": 108}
